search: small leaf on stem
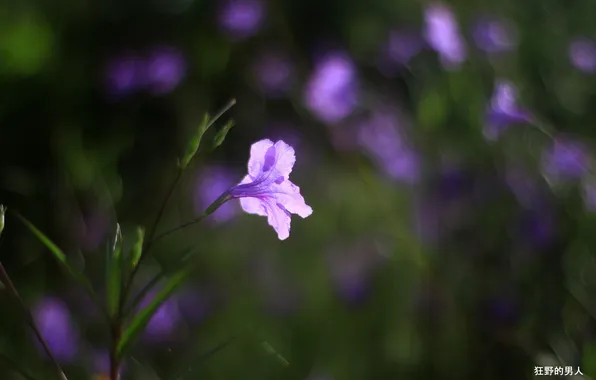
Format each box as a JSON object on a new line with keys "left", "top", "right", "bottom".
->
{"left": 106, "top": 223, "right": 123, "bottom": 318}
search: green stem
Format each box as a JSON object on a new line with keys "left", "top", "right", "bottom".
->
{"left": 150, "top": 193, "right": 231, "bottom": 245}
{"left": 0, "top": 262, "right": 67, "bottom": 380}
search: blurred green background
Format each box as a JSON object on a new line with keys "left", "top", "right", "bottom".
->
{"left": 1, "top": 0, "right": 596, "bottom": 379}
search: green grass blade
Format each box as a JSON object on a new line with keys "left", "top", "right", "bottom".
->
{"left": 106, "top": 224, "right": 122, "bottom": 317}
{"left": 117, "top": 266, "right": 192, "bottom": 358}
{"left": 14, "top": 213, "right": 103, "bottom": 314}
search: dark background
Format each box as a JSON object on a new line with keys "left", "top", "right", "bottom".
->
{"left": 0, "top": 0, "right": 595, "bottom": 379}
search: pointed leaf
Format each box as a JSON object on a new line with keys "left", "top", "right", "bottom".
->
{"left": 117, "top": 266, "right": 192, "bottom": 358}
{"left": 260, "top": 341, "right": 289, "bottom": 366}
{"left": 211, "top": 120, "right": 235, "bottom": 150}
{"left": 14, "top": 213, "right": 103, "bottom": 311}
{"left": 106, "top": 224, "right": 123, "bottom": 317}
{"left": 130, "top": 226, "right": 145, "bottom": 268}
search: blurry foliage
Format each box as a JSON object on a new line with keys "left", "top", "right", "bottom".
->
{"left": 0, "top": 0, "right": 596, "bottom": 379}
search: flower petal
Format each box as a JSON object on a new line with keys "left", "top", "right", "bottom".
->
{"left": 272, "top": 140, "right": 296, "bottom": 178}
{"left": 238, "top": 176, "right": 268, "bottom": 216}
{"left": 273, "top": 180, "right": 313, "bottom": 218}
{"left": 263, "top": 199, "right": 292, "bottom": 240}
{"left": 247, "top": 139, "right": 275, "bottom": 178}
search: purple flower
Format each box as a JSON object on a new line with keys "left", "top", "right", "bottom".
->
{"left": 145, "top": 46, "right": 186, "bottom": 95}
{"left": 472, "top": 17, "right": 517, "bottom": 53}
{"left": 542, "top": 139, "right": 591, "bottom": 182}
{"left": 357, "top": 109, "right": 420, "bottom": 183}
{"left": 484, "top": 80, "right": 532, "bottom": 140}
{"left": 504, "top": 167, "right": 543, "bottom": 209}
{"left": 194, "top": 166, "right": 239, "bottom": 224}
{"left": 377, "top": 30, "right": 423, "bottom": 75}
{"left": 303, "top": 52, "right": 359, "bottom": 124}
{"left": 139, "top": 292, "right": 182, "bottom": 342}
{"left": 32, "top": 297, "right": 79, "bottom": 363}
{"left": 104, "top": 54, "right": 144, "bottom": 97}
{"left": 230, "top": 139, "right": 313, "bottom": 240}
{"left": 519, "top": 206, "right": 556, "bottom": 249}
{"left": 424, "top": 3, "right": 467, "bottom": 68}
{"left": 569, "top": 38, "right": 596, "bottom": 73}
{"left": 218, "top": 0, "right": 265, "bottom": 40}
{"left": 75, "top": 208, "right": 109, "bottom": 251}
{"left": 251, "top": 51, "right": 295, "bottom": 97}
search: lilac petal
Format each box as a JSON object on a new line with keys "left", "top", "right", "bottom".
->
{"left": 247, "top": 139, "right": 296, "bottom": 179}
{"left": 32, "top": 298, "right": 79, "bottom": 363}
{"left": 263, "top": 198, "right": 292, "bottom": 240}
{"left": 542, "top": 140, "right": 591, "bottom": 181}
{"left": 569, "top": 38, "right": 596, "bottom": 73}
{"left": 239, "top": 175, "right": 268, "bottom": 216}
{"left": 424, "top": 3, "right": 467, "bottom": 68}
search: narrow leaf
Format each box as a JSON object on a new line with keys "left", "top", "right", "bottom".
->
{"left": 260, "top": 341, "right": 290, "bottom": 366}
{"left": 126, "top": 245, "right": 197, "bottom": 317}
{"left": 117, "top": 266, "right": 192, "bottom": 358}
{"left": 211, "top": 120, "right": 235, "bottom": 150}
{"left": 106, "top": 224, "right": 122, "bottom": 317}
{"left": 130, "top": 226, "right": 145, "bottom": 268}
{"left": 14, "top": 213, "right": 103, "bottom": 312}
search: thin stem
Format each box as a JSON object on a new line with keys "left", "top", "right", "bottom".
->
{"left": 0, "top": 262, "right": 67, "bottom": 380}
{"left": 119, "top": 167, "right": 183, "bottom": 316}
{"left": 150, "top": 193, "right": 231, "bottom": 245}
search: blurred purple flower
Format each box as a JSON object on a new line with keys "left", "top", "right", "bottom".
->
{"left": 104, "top": 54, "right": 144, "bottom": 97}
{"left": 386, "top": 30, "right": 423, "bottom": 64}
{"left": 484, "top": 80, "right": 532, "bottom": 140}
{"left": 145, "top": 46, "right": 186, "bottom": 95}
{"left": 519, "top": 206, "right": 556, "bottom": 249}
{"left": 91, "top": 350, "right": 125, "bottom": 378}
{"left": 357, "top": 109, "right": 420, "bottom": 183}
{"left": 252, "top": 51, "right": 295, "bottom": 97}
{"left": 177, "top": 287, "right": 212, "bottom": 323}
{"left": 541, "top": 139, "right": 591, "bottom": 182}
{"left": 218, "top": 0, "right": 265, "bottom": 40}
{"left": 424, "top": 3, "right": 467, "bottom": 68}
{"left": 569, "top": 38, "right": 596, "bottom": 73}
{"left": 303, "top": 52, "right": 359, "bottom": 124}
{"left": 139, "top": 292, "right": 182, "bottom": 342}
{"left": 230, "top": 139, "right": 313, "bottom": 240}
{"left": 32, "top": 297, "right": 79, "bottom": 363}
{"left": 327, "top": 242, "right": 385, "bottom": 306}
{"left": 472, "top": 17, "right": 517, "bottom": 53}
{"left": 75, "top": 208, "right": 109, "bottom": 252}
{"left": 194, "top": 166, "right": 239, "bottom": 224}
{"left": 504, "top": 167, "right": 543, "bottom": 209}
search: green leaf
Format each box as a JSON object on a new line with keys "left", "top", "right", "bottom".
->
{"left": 106, "top": 223, "right": 123, "bottom": 317}
{"left": 14, "top": 213, "right": 103, "bottom": 312}
{"left": 125, "top": 245, "right": 197, "bottom": 318}
{"left": 178, "top": 99, "right": 236, "bottom": 169}
{"left": 130, "top": 226, "right": 145, "bottom": 268}
{"left": 211, "top": 120, "right": 235, "bottom": 150}
{"left": 179, "top": 114, "right": 210, "bottom": 169}
{"left": 117, "top": 266, "right": 193, "bottom": 358}
{"left": 260, "top": 341, "right": 290, "bottom": 366}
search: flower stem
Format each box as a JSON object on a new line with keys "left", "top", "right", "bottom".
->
{"left": 150, "top": 192, "right": 231, "bottom": 244}
{"left": 0, "top": 262, "right": 68, "bottom": 380}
